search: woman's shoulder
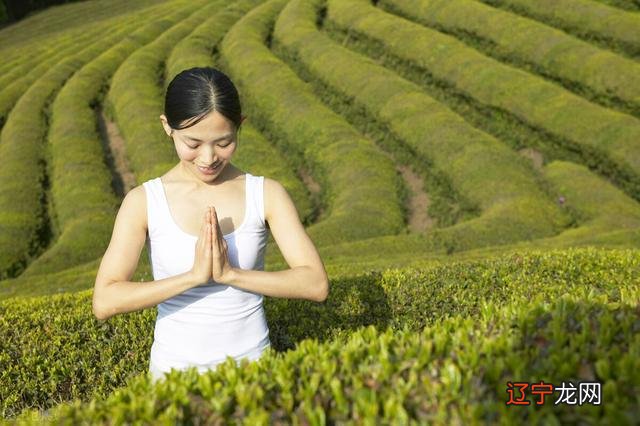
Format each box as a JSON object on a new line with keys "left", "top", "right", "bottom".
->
{"left": 262, "top": 177, "right": 293, "bottom": 222}
{"left": 118, "top": 184, "right": 148, "bottom": 232}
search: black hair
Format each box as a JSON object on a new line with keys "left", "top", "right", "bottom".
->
{"left": 164, "top": 67, "right": 243, "bottom": 131}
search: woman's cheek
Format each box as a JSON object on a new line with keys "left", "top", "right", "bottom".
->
{"left": 176, "top": 146, "right": 197, "bottom": 161}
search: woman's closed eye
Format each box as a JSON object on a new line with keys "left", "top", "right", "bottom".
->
{"left": 185, "top": 141, "right": 234, "bottom": 149}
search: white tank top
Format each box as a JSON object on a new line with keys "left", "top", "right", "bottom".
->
{"left": 142, "top": 173, "right": 271, "bottom": 374}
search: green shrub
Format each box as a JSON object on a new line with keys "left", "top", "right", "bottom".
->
{"left": 1, "top": 247, "right": 637, "bottom": 419}
{"left": 10, "top": 248, "right": 639, "bottom": 423}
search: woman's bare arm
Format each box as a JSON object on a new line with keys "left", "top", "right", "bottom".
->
{"left": 222, "top": 178, "right": 329, "bottom": 302}
{"left": 225, "top": 266, "right": 327, "bottom": 301}
{"left": 92, "top": 186, "right": 199, "bottom": 321}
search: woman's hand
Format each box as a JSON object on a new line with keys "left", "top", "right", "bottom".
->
{"left": 209, "top": 206, "right": 235, "bottom": 284}
{"left": 189, "top": 208, "right": 213, "bottom": 286}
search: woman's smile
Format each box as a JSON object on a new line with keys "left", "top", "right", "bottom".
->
{"left": 197, "top": 162, "right": 222, "bottom": 175}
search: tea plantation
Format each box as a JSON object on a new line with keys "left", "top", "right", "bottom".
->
{"left": 0, "top": 0, "right": 638, "bottom": 423}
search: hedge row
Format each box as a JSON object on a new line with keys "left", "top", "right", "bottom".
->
{"left": 0, "top": 0, "right": 164, "bottom": 76}
{"left": 325, "top": 0, "right": 640, "bottom": 201}
{"left": 0, "top": 257, "right": 101, "bottom": 301}
{"left": 480, "top": 0, "right": 640, "bottom": 58}
{"left": 535, "top": 160, "right": 640, "bottom": 245}
{"left": 164, "top": 0, "right": 263, "bottom": 84}
{"left": 273, "top": 0, "right": 571, "bottom": 252}
{"left": 379, "top": 0, "right": 640, "bottom": 117}
{"left": 294, "top": 158, "right": 640, "bottom": 268}
{"left": 0, "top": 0, "right": 164, "bottom": 51}
{"left": 219, "top": 0, "right": 406, "bottom": 247}
{"left": 0, "top": 1, "right": 160, "bottom": 80}
{"left": 311, "top": 225, "right": 640, "bottom": 276}
{"left": 165, "top": 0, "right": 316, "bottom": 264}
{"left": 593, "top": 0, "right": 640, "bottom": 11}
{"left": 308, "top": 157, "right": 640, "bottom": 267}
{"left": 268, "top": 53, "right": 471, "bottom": 231}
{"left": 0, "top": 12, "right": 149, "bottom": 280}
{"left": 0, "top": 21, "right": 119, "bottom": 111}
{"left": 17, "top": 6, "right": 186, "bottom": 277}
{"left": 4, "top": 247, "right": 638, "bottom": 423}
{"left": 106, "top": 0, "right": 219, "bottom": 185}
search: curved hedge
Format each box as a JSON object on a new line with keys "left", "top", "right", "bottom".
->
{"left": 0, "top": 19, "right": 125, "bottom": 125}
{"left": 19, "top": 5, "right": 185, "bottom": 277}
{"left": 0, "top": 13, "right": 148, "bottom": 280}
{"left": 325, "top": 0, "right": 640, "bottom": 201}
{"left": 481, "top": 0, "right": 640, "bottom": 58}
{"left": 273, "top": 0, "right": 570, "bottom": 253}
{"left": 379, "top": 0, "right": 640, "bottom": 117}
{"left": 0, "top": 0, "right": 154, "bottom": 77}
{"left": 0, "top": 0, "right": 164, "bottom": 49}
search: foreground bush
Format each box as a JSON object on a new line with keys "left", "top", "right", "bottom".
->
{"left": 15, "top": 281, "right": 640, "bottom": 424}
{"left": 1, "top": 246, "right": 637, "bottom": 420}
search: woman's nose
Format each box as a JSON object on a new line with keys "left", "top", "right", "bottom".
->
{"left": 200, "top": 145, "right": 217, "bottom": 163}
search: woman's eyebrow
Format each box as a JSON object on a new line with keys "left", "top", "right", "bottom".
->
{"left": 186, "top": 133, "right": 233, "bottom": 143}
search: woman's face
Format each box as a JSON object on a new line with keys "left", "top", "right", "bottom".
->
{"left": 161, "top": 110, "right": 240, "bottom": 182}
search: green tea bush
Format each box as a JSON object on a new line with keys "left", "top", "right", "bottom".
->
{"left": 379, "top": 0, "right": 640, "bottom": 118}
{"left": 1, "top": 246, "right": 637, "bottom": 420}
{"left": 273, "top": 0, "right": 572, "bottom": 252}
{"left": 480, "top": 0, "right": 640, "bottom": 58}
{"left": 19, "top": 5, "right": 186, "bottom": 277}
{"left": 11, "top": 248, "right": 639, "bottom": 423}
{"left": 325, "top": 0, "right": 640, "bottom": 201}
{"left": 0, "top": 14, "right": 148, "bottom": 280}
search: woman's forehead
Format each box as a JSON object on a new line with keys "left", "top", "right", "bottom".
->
{"left": 178, "top": 111, "right": 235, "bottom": 137}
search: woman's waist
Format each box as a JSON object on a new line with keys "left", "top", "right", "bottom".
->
{"left": 151, "top": 317, "right": 271, "bottom": 368}
{"left": 155, "top": 301, "right": 268, "bottom": 333}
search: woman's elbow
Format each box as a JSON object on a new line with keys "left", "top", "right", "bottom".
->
{"left": 314, "top": 273, "right": 329, "bottom": 303}
{"left": 92, "top": 283, "right": 114, "bottom": 321}
{"left": 92, "top": 297, "right": 111, "bottom": 321}
{"left": 92, "top": 302, "right": 107, "bottom": 321}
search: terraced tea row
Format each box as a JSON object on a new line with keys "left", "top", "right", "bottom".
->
{"left": 0, "top": 0, "right": 166, "bottom": 51}
{"left": 0, "top": 4, "right": 180, "bottom": 280}
{"left": 478, "top": 0, "right": 640, "bottom": 58}
{"left": 324, "top": 0, "right": 640, "bottom": 203}
{"left": 274, "top": 0, "right": 575, "bottom": 255}
{"left": 0, "top": 19, "right": 133, "bottom": 119}
{"left": 379, "top": 0, "right": 640, "bottom": 119}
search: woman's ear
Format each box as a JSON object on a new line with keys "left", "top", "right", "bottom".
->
{"left": 159, "top": 114, "right": 173, "bottom": 137}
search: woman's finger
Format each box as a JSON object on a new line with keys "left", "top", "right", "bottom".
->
{"left": 213, "top": 207, "right": 224, "bottom": 242}
{"left": 211, "top": 207, "right": 218, "bottom": 244}
{"left": 198, "top": 210, "right": 206, "bottom": 247}
{"left": 208, "top": 206, "right": 215, "bottom": 252}
{"left": 206, "top": 223, "right": 211, "bottom": 256}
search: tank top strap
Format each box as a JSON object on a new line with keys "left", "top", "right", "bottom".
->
{"left": 142, "top": 178, "right": 171, "bottom": 240}
{"left": 245, "top": 173, "right": 266, "bottom": 229}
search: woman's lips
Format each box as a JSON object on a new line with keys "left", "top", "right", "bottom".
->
{"left": 197, "top": 163, "right": 221, "bottom": 174}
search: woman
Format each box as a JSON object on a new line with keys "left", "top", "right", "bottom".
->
{"left": 92, "top": 67, "right": 329, "bottom": 382}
